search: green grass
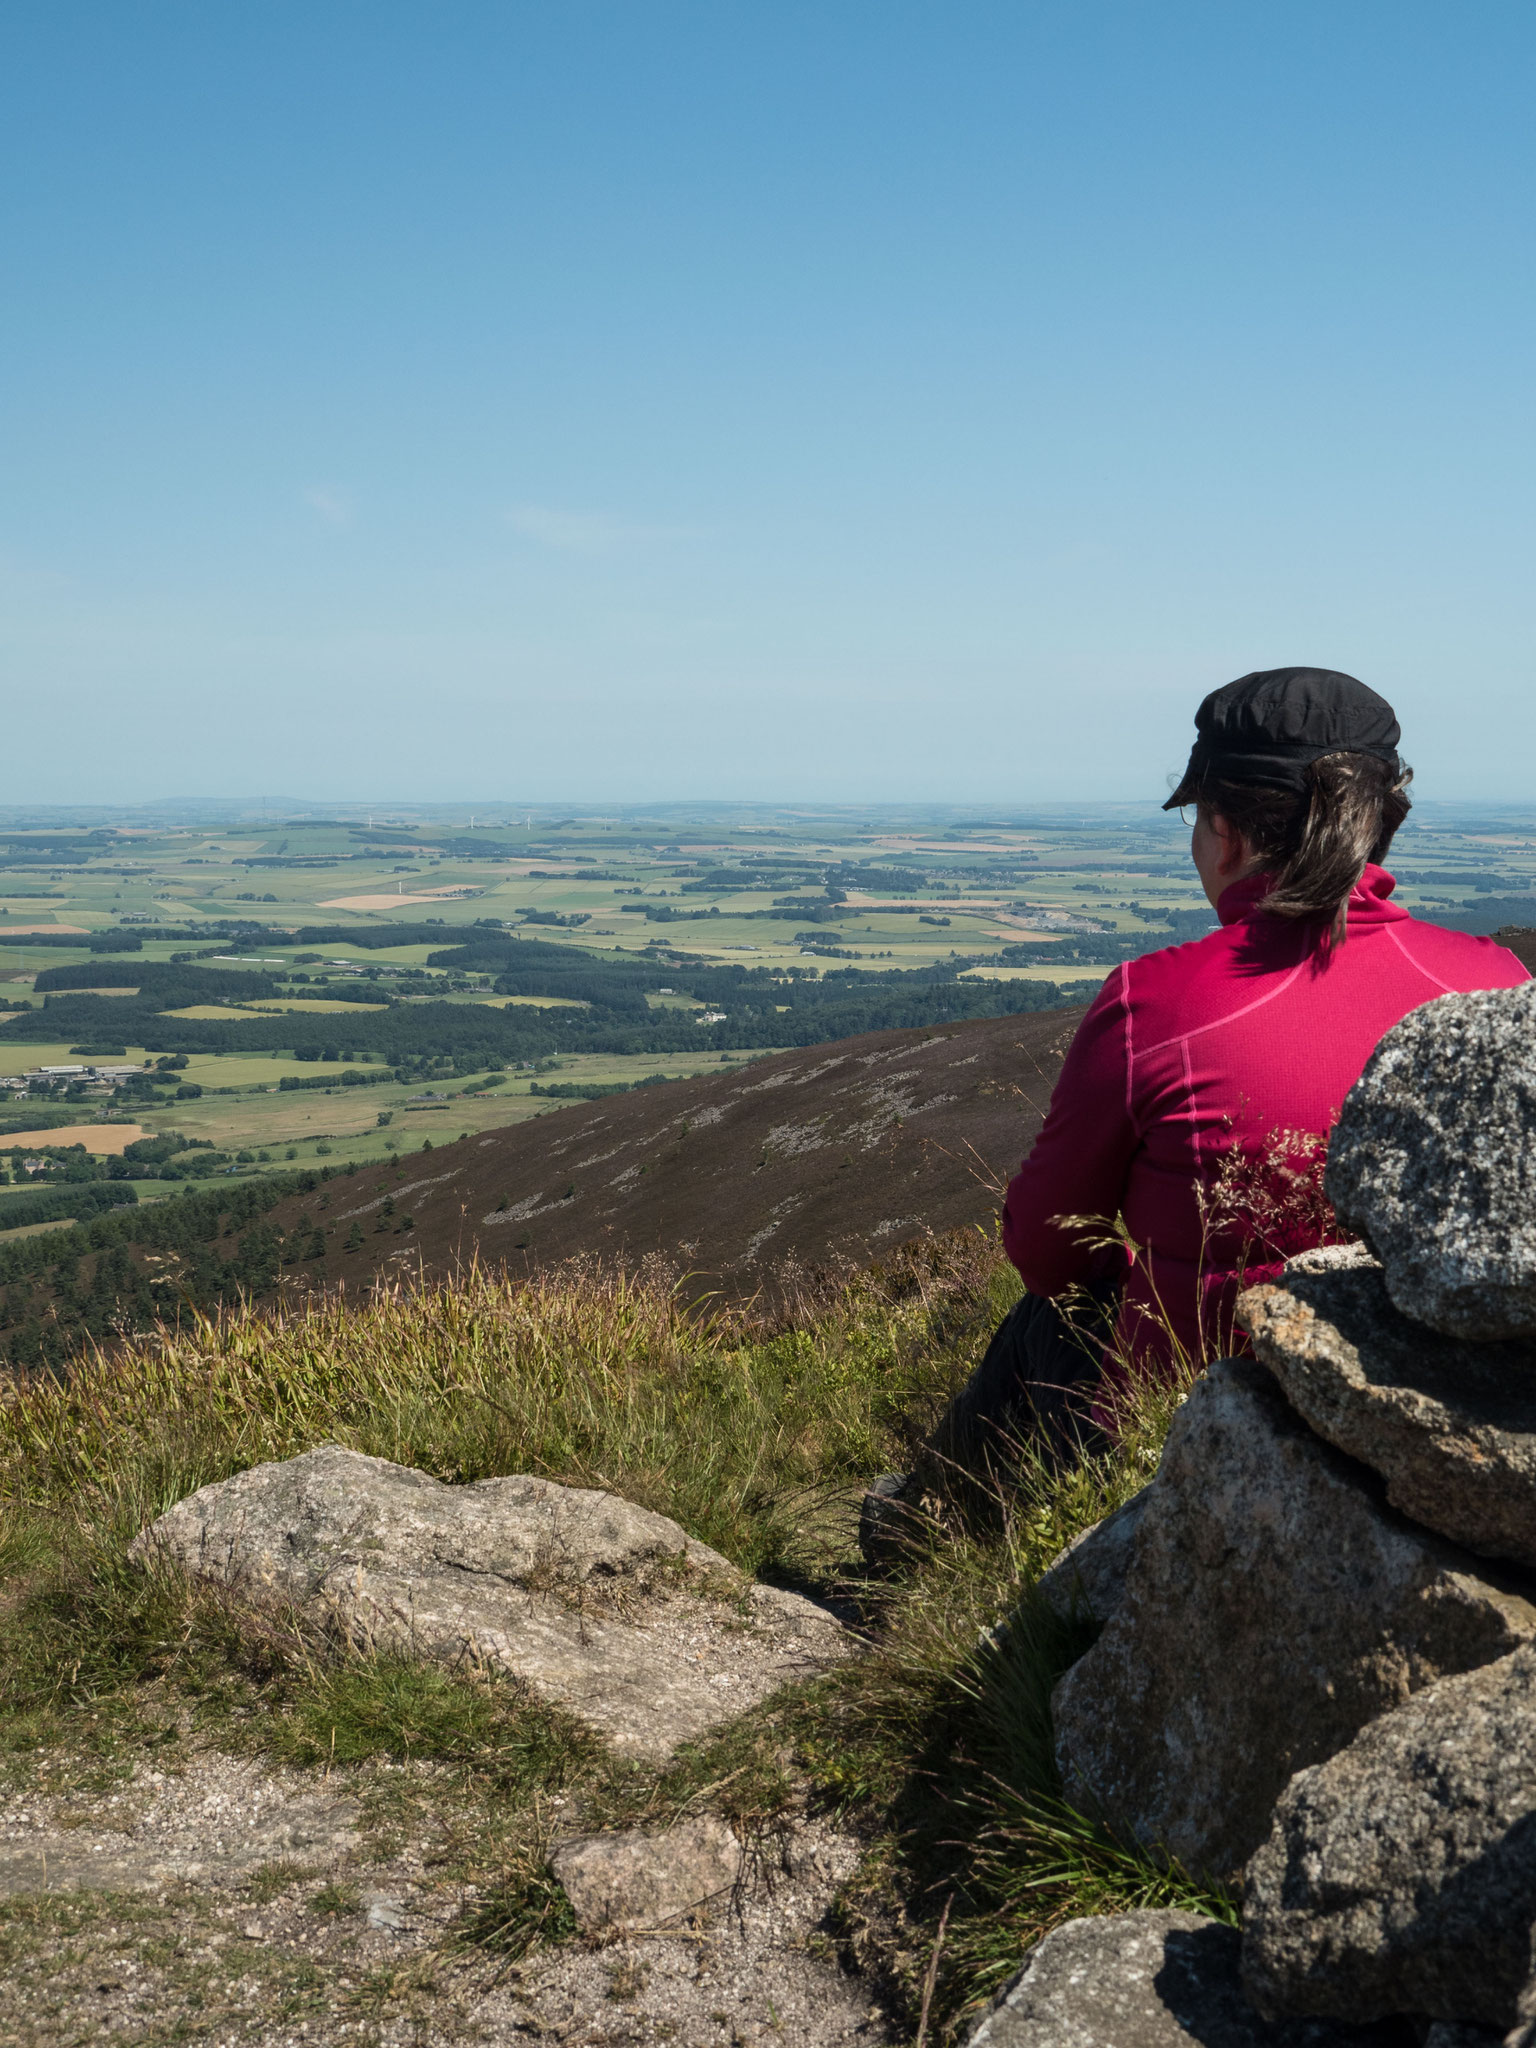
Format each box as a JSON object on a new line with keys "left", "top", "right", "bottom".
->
{"left": 0, "top": 1233, "right": 1229, "bottom": 2043}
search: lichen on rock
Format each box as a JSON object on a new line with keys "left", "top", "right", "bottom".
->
{"left": 1325, "top": 983, "right": 1536, "bottom": 1342}
{"left": 1242, "top": 1257, "right": 1536, "bottom": 1568}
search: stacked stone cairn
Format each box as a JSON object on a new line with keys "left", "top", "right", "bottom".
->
{"left": 970, "top": 983, "right": 1536, "bottom": 2048}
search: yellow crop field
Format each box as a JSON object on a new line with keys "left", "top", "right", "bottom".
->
{"left": 178, "top": 1053, "right": 291, "bottom": 1086}
{"left": 0, "top": 1122, "right": 149, "bottom": 1154}
{"left": 160, "top": 1006, "right": 258, "bottom": 1020}
{"left": 476, "top": 994, "right": 589, "bottom": 1009}
{"left": 959, "top": 963, "right": 1102, "bottom": 984}
{"left": 161, "top": 1003, "right": 382, "bottom": 1020}
{"left": 239, "top": 999, "right": 389, "bottom": 1014}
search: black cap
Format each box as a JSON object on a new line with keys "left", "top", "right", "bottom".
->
{"left": 1164, "top": 667, "right": 1402, "bottom": 809}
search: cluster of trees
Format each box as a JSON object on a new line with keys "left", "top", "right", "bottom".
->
{"left": 0, "top": 1180, "right": 140, "bottom": 1231}
{"left": 7, "top": 929, "right": 145, "bottom": 951}
{"left": 278, "top": 1067, "right": 392, "bottom": 1090}
{"left": 287, "top": 921, "right": 457, "bottom": 948}
{"left": 1434, "top": 898, "right": 1536, "bottom": 934}
{"left": 0, "top": 1164, "right": 346, "bottom": 1368}
{"left": 618, "top": 903, "right": 719, "bottom": 923}
{"left": 991, "top": 931, "right": 1164, "bottom": 970}
{"left": 528, "top": 1075, "right": 675, "bottom": 1100}
{"left": 32, "top": 959, "right": 284, "bottom": 1002}
{"left": 0, "top": 831, "right": 122, "bottom": 866}
{"left": 1396, "top": 870, "right": 1517, "bottom": 891}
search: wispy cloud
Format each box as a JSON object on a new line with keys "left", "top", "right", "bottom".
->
{"left": 505, "top": 504, "right": 697, "bottom": 554}
{"left": 304, "top": 486, "right": 354, "bottom": 529}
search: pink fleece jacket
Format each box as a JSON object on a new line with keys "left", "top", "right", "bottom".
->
{"left": 1001, "top": 866, "right": 1529, "bottom": 1371}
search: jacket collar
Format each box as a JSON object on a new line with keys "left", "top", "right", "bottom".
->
{"left": 1216, "top": 862, "right": 1403, "bottom": 929}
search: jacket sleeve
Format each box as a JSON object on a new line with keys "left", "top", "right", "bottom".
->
{"left": 1002, "top": 965, "right": 1142, "bottom": 1297}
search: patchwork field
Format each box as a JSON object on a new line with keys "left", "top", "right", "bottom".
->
{"left": 0, "top": 797, "right": 1530, "bottom": 1238}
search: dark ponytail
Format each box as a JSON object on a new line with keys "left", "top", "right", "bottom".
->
{"left": 1173, "top": 752, "right": 1413, "bottom": 946}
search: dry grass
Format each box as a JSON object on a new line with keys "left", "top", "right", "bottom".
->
{"left": 1, "top": 1240, "right": 995, "bottom": 1576}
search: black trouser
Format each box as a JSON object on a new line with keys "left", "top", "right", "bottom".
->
{"left": 929, "top": 1286, "right": 1116, "bottom": 1481}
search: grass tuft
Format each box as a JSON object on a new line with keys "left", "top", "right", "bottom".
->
{"left": 308, "top": 1879, "right": 362, "bottom": 1918}
{"left": 261, "top": 1654, "right": 604, "bottom": 1789}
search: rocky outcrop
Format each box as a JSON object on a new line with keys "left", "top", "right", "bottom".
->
{"left": 1325, "top": 984, "right": 1536, "bottom": 1341}
{"left": 1035, "top": 1484, "right": 1151, "bottom": 1625}
{"left": 963, "top": 1910, "right": 1410, "bottom": 2047}
{"left": 1242, "top": 1256, "right": 1536, "bottom": 1568}
{"left": 1051, "top": 1360, "right": 1536, "bottom": 1879}
{"left": 133, "top": 1445, "right": 850, "bottom": 1761}
{"left": 550, "top": 1816, "right": 742, "bottom": 1935}
{"left": 515, "top": 1819, "right": 876, "bottom": 2044}
{"left": 1242, "top": 1643, "right": 1536, "bottom": 2030}
{"left": 547, "top": 1814, "right": 864, "bottom": 1940}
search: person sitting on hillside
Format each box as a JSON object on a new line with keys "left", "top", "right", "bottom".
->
{"left": 864, "top": 667, "right": 1529, "bottom": 1550}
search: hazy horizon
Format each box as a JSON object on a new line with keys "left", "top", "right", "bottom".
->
{"left": 3, "top": 797, "right": 1534, "bottom": 836}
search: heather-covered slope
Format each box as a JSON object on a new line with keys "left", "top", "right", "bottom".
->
{"left": 269, "top": 1005, "right": 1087, "bottom": 1294}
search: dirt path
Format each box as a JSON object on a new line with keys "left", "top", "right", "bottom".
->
{"left": 0, "top": 1746, "right": 885, "bottom": 2047}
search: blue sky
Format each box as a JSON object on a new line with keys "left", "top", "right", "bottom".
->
{"left": 2, "top": 2, "right": 1533, "bottom": 804}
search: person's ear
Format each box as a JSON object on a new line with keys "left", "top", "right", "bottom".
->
{"left": 1208, "top": 812, "right": 1251, "bottom": 877}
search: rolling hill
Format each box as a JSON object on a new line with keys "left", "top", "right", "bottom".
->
{"left": 263, "top": 1005, "right": 1088, "bottom": 1296}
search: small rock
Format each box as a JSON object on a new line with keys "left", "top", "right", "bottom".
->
{"left": 1422, "top": 2030, "right": 1506, "bottom": 2048}
{"left": 364, "top": 1893, "right": 411, "bottom": 1932}
{"left": 549, "top": 1816, "right": 741, "bottom": 1934}
{"left": 1035, "top": 1484, "right": 1151, "bottom": 1625}
{"left": 1243, "top": 1642, "right": 1536, "bottom": 2029}
{"left": 1052, "top": 1360, "right": 1536, "bottom": 1879}
{"left": 133, "top": 1447, "right": 850, "bottom": 1762}
{"left": 1325, "top": 984, "right": 1536, "bottom": 1341}
{"left": 1243, "top": 1259, "right": 1536, "bottom": 1566}
{"left": 963, "top": 1910, "right": 1410, "bottom": 2046}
